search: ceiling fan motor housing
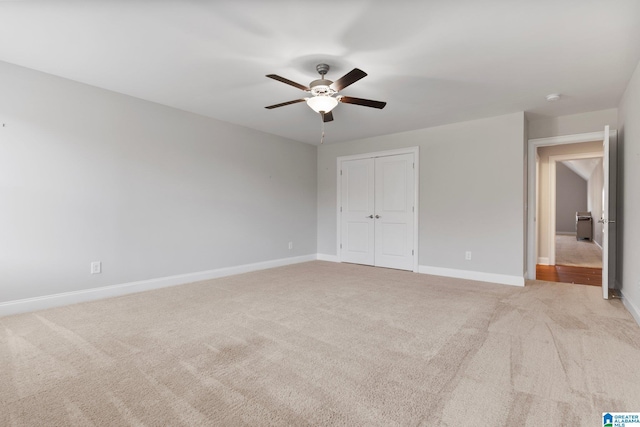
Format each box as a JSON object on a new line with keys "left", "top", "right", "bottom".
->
{"left": 310, "top": 79, "right": 336, "bottom": 96}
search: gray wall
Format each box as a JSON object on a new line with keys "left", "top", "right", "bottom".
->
{"left": 617, "top": 59, "right": 640, "bottom": 318}
{"left": 318, "top": 112, "right": 526, "bottom": 278}
{"left": 0, "top": 61, "right": 317, "bottom": 303}
{"left": 528, "top": 109, "right": 618, "bottom": 139}
{"left": 556, "top": 163, "right": 587, "bottom": 234}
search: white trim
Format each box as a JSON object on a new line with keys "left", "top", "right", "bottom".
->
{"left": 621, "top": 290, "right": 640, "bottom": 327}
{"left": 337, "top": 147, "right": 420, "bottom": 162}
{"left": 413, "top": 150, "right": 420, "bottom": 273}
{"left": 548, "top": 152, "right": 603, "bottom": 265}
{"left": 537, "top": 257, "right": 550, "bottom": 265}
{"left": 556, "top": 231, "right": 576, "bottom": 236}
{"left": 336, "top": 146, "right": 420, "bottom": 272}
{"left": 526, "top": 130, "right": 617, "bottom": 280}
{"left": 418, "top": 265, "right": 525, "bottom": 287}
{"left": 0, "top": 254, "right": 317, "bottom": 317}
{"left": 316, "top": 253, "right": 339, "bottom": 262}
{"left": 594, "top": 240, "right": 603, "bottom": 250}
{"left": 530, "top": 131, "right": 613, "bottom": 146}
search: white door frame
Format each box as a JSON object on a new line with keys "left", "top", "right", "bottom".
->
{"left": 337, "top": 146, "right": 420, "bottom": 272}
{"left": 548, "top": 152, "right": 603, "bottom": 265}
{"left": 526, "top": 131, "right": 616, "bottom": 279}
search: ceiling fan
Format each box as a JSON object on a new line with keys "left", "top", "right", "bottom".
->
{"left": 265, "top": 63, "right": 387, "bottom": 122}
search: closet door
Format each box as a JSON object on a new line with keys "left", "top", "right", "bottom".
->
{"left": 374, "top": 154, "right": 415, "bottom": 270}
{"left": 340, "top": 158, "right": 375, "bottom": 266}
{"left": 340, "top": 153, "right": 415, "bottom": 271}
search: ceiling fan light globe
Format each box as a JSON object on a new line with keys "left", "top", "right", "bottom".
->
{"left": 307, "top": 96, "right": 338, "bottom": 114}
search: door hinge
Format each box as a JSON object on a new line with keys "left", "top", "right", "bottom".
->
{"left": 340, "top": 170, "right": 343, "bottom": 175}
{"left": 340, "top": 206, "right": 342, "bottom": 212}
{"left": 412, "top": 206, "right": 414, "bottom": 212}
{"left": 413, "top": 162, "right": 415, "bottom": 169}
{"left": 340, "top": 243, "right": 342, "bottom": 249}
{"left": 412, "top": 250, "right": 414, "bottom": 255}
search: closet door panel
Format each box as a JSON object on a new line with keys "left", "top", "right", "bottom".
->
{"left": 340, "top": 158, "right": 375, "bottom": 266}
{"left": 374, "top": 154, "right": 414, "bottom": 270}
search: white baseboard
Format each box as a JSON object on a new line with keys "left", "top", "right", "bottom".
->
{"left": 594, "top": 240, "right": 603, "bottom": 250}
{"left": 317, "top": 253, "right": 339, "bottom": 262}
{"left": 620, "top": 290, "right": 640, "bottom": 327}
{"left": 537, "top": 257, "right": 550, "bottom": 265}
{"left": 0, "top": 254, "right": 317, "bottom": 317}
{"left": 418, "top": 265, "right": 525, "bottom": 287}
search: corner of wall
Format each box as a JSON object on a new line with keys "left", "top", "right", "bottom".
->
{"left": 621, "top": 289, "right": 640, "bottom": 327}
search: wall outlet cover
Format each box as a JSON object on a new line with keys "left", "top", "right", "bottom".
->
{"left": 91, "top": 261, "right": 102, "bottom": 274}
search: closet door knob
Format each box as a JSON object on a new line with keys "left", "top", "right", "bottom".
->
{"left": 367, "top": 215, "right": 374, "bottom": 218}
{"left": 375, "top": 215, "right": 381, "bottom": 219}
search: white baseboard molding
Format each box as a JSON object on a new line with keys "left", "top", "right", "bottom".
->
{"left": 0, "top": 254, "right": 317, "bottom": 317}
{"left": 620, "top": 290, "right": 640, "bottom": 327}
{"left": 418, "top": 265, "right": 525, "bottom": 287}
{"left": 316, "top": 253, "right": 340, "bottom": 262}
{"left": 537, "top": 257, "right": 550, "bottom": 265}
{"left": 594, "top": 240, "right": 603, "bottom": 250}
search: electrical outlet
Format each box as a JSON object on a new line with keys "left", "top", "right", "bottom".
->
{"left": 288, "top": 241, "right": 293, "bottom": 250}
{"left": 465, "top": 251, "right": 472, "bottom": 261}
{"left": 90, "top": 261, "right": 101, "bottom": 274}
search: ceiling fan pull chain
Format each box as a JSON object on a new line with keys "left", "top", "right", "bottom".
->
{"left": 320, "top": 120, "right": 325, "bottom": 144}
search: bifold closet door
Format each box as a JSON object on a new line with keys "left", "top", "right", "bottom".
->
{"left": 340, "top": 153, "right": 414, "bottom": 270}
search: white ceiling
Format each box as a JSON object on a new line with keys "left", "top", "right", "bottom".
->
{"left": 562, "top": 158, "right": 602, "bottom": 180}
{"left": 1, "top": 1, "right": 639, "bottom": 145}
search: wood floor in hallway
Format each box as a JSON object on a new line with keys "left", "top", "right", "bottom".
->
{"left": 536, "top": 264, "right": 602, "bottom": 286}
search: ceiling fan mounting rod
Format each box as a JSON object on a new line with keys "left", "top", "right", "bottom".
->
{"left": 309, "top": 63, "right": 336, "bottom": 96}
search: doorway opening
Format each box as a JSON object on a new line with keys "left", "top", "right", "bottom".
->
{"left": 526, "top": 128, "right": 617, "bottom": 298}
{"left": 539, "top": 152, "right": 604, "bottom": 286}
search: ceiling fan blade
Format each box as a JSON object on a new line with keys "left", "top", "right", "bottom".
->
{"left": 321, "top": 111, "right": 334, "bottom": 122}
{"left": 339, "top": 96, "right": 386, "bottom": 109}
{"left": 265, "top": 99, "right": 306, "bottom": 109}
{"left": 330, "top": 68, "right": 367, "bottom": 91}
{"left": 266, "top": 74, "right": 309, "bottom": 91}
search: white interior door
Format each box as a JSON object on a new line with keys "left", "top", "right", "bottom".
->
{"left": 601, "top": 125, "right": 615, "bottom": 299}
{"left": 374, "top": 154, "right": 415, "bottom": 270}
{"left": 340, "top": 153, "right": 415, "bottom": 271}
{"left": 340, "top": 158, "right": 375, "bottom": 266}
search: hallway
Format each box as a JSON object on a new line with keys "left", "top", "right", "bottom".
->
{"left": 536, "top": 235, "right": 603, "bottom": 286}
{"left": 536, "top": 264, "right": 602, "bottom": 286}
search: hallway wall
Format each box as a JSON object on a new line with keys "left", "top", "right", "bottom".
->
{"left": 556, "top": 162, "right": 587, "bottom": 234}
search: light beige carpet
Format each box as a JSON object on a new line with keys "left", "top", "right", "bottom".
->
{"left": 556, "top": 234, "right": 603, "bottom": 268}
{"left": 1, "top": 261, "right": 639, "bottom": 426}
